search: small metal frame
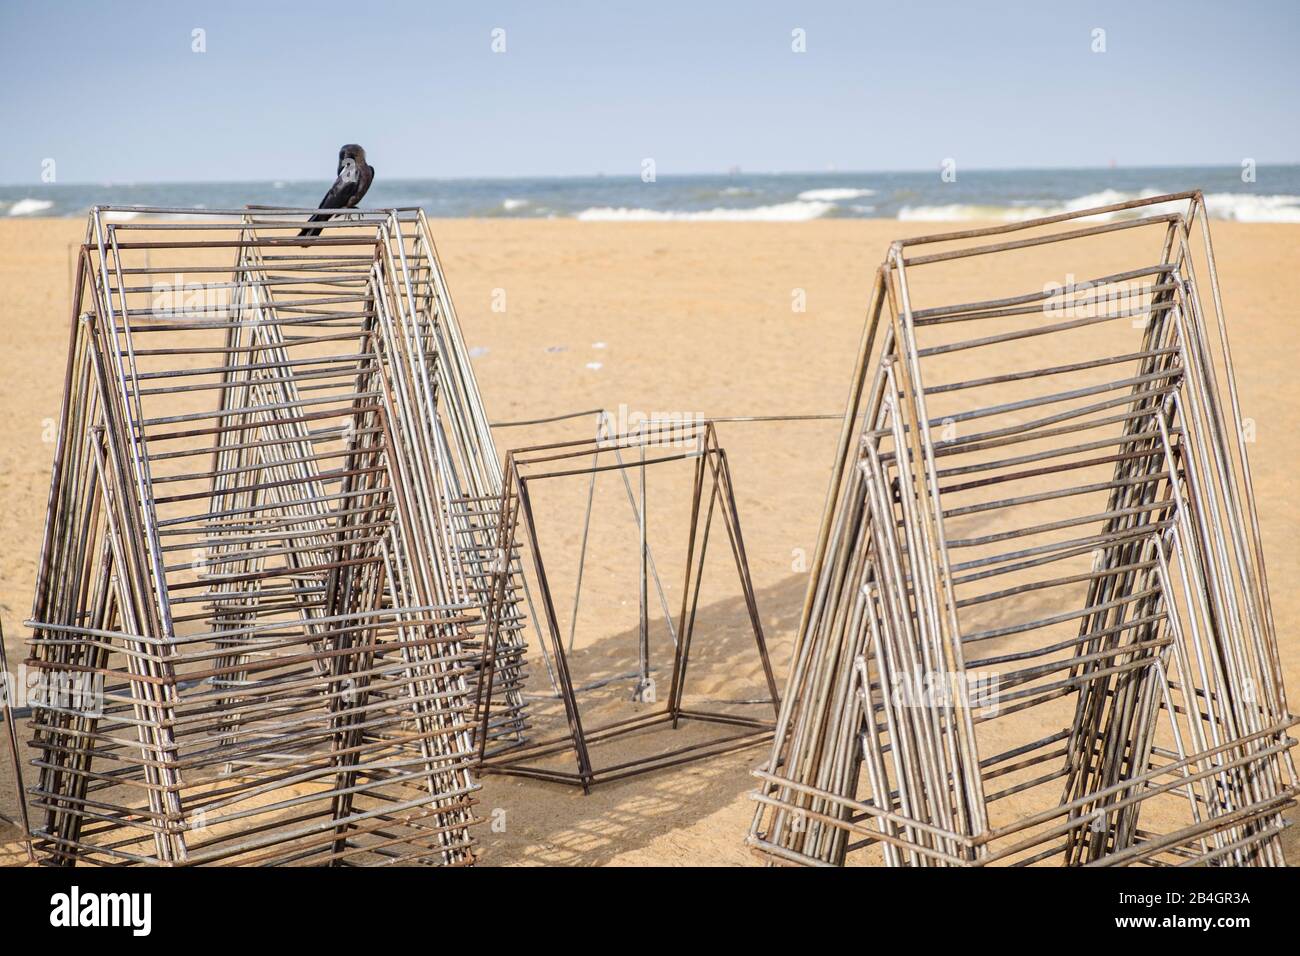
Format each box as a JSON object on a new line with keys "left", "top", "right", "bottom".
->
{"left": 476, "top": 421, "right": 779, "bottom": 792}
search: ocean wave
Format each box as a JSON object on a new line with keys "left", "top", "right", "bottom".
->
{"left": 7, "top": 198, "right": 54, "bottom": 216}
{"left": 797, "top": 187, "right": 876, "bottom": 201}
{"left": 576, "top": 200, "right": 835, "bottom": 222}
{"left": 501, "top": 197, "right": 530, "bottom": 211}
{"left": 899, "top": 189, "right": 1300, "bottom": 224}
{"left": 898, "top": 189, "right": 1155, "bottom": 222}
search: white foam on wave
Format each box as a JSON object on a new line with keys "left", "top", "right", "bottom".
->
{"left": 1201, "top": 192, "right": 1300, "bottom": 222}
{"left": 7, "top": 198, "right": 54, "bottom": 216}
{"left": 576, "top": 200, "right": 835, "bottom": 222}
{"left": 899, "top": 188, "right": 1300, "bottom": 224}
{"left": 501, "top": 198, "right": 530, "bottom": 211}
{"left": 898, "top": 202, "right": 1037, "bottom": 222}
{"left": 797, "top": 187, "right": 876, "bottom": 201}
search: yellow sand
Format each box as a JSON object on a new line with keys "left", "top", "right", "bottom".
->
{"left": 0, "top": 217, "right": 1295, "bottom": 866}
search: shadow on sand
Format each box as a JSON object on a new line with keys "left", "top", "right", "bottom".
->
{"left": 475, "top": 571, "right": 811, "bottom": 866}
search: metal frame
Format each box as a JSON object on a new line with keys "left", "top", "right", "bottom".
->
{"left": 15, "top": 206, "right": 504, "bottom": 865}
{"left": 748, "top": 191, "right": 1297, "bottom": 867}
{"left": 0, "top": 618, "right": 33, "bottom": 858}
{"left": 477, "top": 421, "right": 780, "bottom": 792}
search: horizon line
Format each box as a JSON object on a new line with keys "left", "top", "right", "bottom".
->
{"left": 3, "top": 160, "right": 1298, "bottom": 190}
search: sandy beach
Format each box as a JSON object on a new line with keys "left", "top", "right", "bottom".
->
{"left": 1, "top": 216, "right": 1296, "bottom": 866}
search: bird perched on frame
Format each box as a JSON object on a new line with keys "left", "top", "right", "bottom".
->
{"left": 298, "top": 144, "right": 375, "bottom": 240}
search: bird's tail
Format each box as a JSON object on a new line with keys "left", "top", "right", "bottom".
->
{"left": 297, "top": 211, "right": 332, "bottom": 240}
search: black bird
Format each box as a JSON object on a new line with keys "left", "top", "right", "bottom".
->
{"left": 298, "top": 144, "right": 375, "bottom": 240}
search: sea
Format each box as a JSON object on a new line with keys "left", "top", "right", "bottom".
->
{"left": 3, "top": 165, "right": 1300, "bottom": 222}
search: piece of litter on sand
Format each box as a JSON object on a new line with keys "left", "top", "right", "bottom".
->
{"left": 469, "top": 346, "right": 489, "bottom": 358}
{"left": 545, "top": 345, "right": 568, "bottom": 353}
{"left": 586, "top": 362, "right": 603, "bottom": 370}
{"left": 591, "top": 341, "right": 607, "bottom": 349}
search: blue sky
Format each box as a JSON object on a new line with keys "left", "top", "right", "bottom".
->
{"left": 1, "top": 0, "right": 1296, "bottom": 184}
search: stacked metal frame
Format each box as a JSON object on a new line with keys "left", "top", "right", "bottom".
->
{"left": 374, "top": 209, "right": 532, "bottom": 753}
{"left": 246, "top": 204, "right": 533, "bottom": 753}
{"left": 748, "top": 192, "right": 1297, "bottom": 867}
{"left": 18, "top": 206, "right": 489, "bottom": 865}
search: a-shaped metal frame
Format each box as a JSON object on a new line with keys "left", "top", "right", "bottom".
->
{"left": 478, "top": 421, "right": 780, "bottom": 791}
{"left": 368, "top": 208, "right": 534, "bottom": 754}
{"left": 18, "top": 207, "right": 492, "bottom": 865}
{"left": 749, "top": 192, "right": 1297, "bottom": 866}
{"left": 247, "top": 204, "right": 534, "bottom": 753}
